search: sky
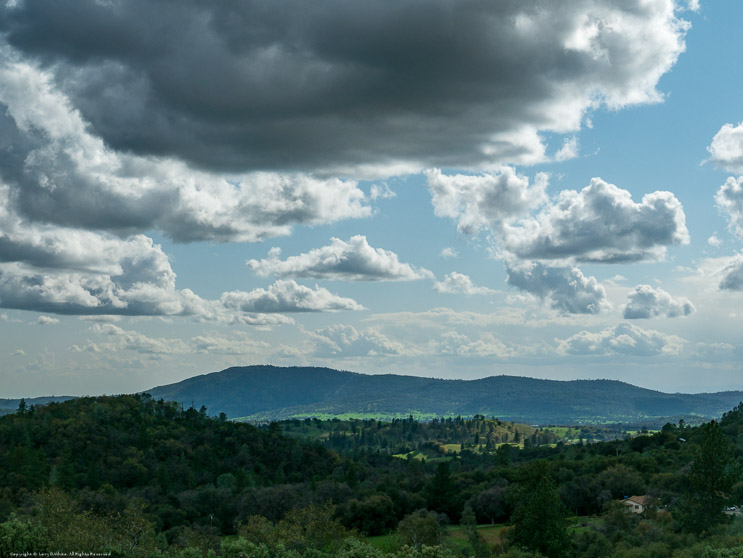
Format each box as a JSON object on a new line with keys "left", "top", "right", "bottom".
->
{"left": 2, "top": 0, "right": 743, "bottom": 397}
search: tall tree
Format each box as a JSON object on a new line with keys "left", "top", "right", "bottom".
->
{"left": 511, "top": 462, "right": 572, "bottom": 558}
{"left": 679, "top": 421, "right": 734, "bottom": 533}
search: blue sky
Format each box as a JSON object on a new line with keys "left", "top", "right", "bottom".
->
{"left": 2, "top": 0, "right": 743, "bottom": 397}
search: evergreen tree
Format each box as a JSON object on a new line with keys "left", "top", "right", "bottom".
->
{"left": 511, "top": 462, "right": 572, "bottom": 558}
{"left": 461, "top": 505, "right": 490, "bottom": 558}
{"left": 679, "top": 421, "right": 734, "bottom": 533}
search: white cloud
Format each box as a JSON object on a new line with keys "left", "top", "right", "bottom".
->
{"left": 505, "top": 260, "right": 607, "bottom": 314}
{"left": 219, "top": 280, "right": 365, "bottom": 313}
{"left": 426, "top": 167, "right": 549, "bottom": 234}
{"left": 369, "top": 184, "right": 396, "bottom": 201}
{"left": 622, "top": 284, "right": 694, "bottom": 319}
{"left": 715, "top": 176, "right": 743, "bottom": 240}
{"left": 434, "top": 272, "right": 497, "bottom": 296}
{"left": 92, "top": 323, "right": 189, "bottom": 355}
{"left": 719, "top": 255, "right": 743, "bottom": 291}
{"left": 556, "top": 322, "right": 685, "bottom": 356}
{"left": 189, "top": 334, "right": 269, "bottom": 356}
{"left": 554, "top": 136, "right": 580, "bottom": 162}
{"left": 440, "top": 247, "right": 458, "bottom": 259}
{"left": 10, "top": 349, "right": 25, "bottom": 356}
{"left": 312, "top": 324, "right": 407, "bottom": 357}
{"left": 708, "top": 123, "right": 743, "bottom": 173}
{"left": 433, "top": 331, "right": 525, "bottom": 358}
{"left": 36, "top": 315, "right": 60, "bottom": 325}
{"left": 502, "top": 177, "right": 689, "bottom": 263}
{"left": 247, "top": 236, "right": 432, "bottom": 281}
{"left": 708, "top": 234, "right": 722, "bottom": 247}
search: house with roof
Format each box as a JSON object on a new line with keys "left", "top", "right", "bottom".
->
{"left": 622, "top": 495, "right": 653, "bottom": 514}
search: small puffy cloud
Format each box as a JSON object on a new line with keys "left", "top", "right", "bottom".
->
{"left": 715, "top": 176, "right": 743, "bottom": 239}
{"left": 708, "top": 123, "right": 743, "bottom": 173}
{"left": 36, "top": 315, "right": 60, "bottom": 325}
{"left": 708, "top": 234, "right": 722, "bottom": 247}
{"left": 556, "top": 322, "right": 685, "bottom": 356}
{"left": 369, "top": 184, "right": 396, "bottom": 201}
{"left": 440, "top": 247, "right": 458, "bottom": 259}
{"left": 10, "top": 349, "right": 25, "bottom": 356}
{"left": 505, "top": 260, "right": 606, "bottom": 314}
{"left": 426, "top": 167, "right": 548, "bottom": 234}
{"left": 312, "top": 324, "right": 407, "bottom": 357}
{"left": 554, "top": 136, "right": 580, "bottom": 162}
{"left": 434, "top": 272, "right": 496, "bottom": 296}
{"left": 622, "top": 285, "right": 694, "bottom": 319}
{"left": 502, "top": 178, "right": 689, "bottom": 263}
{"left": 220, "top": 280, "right": 364, "bottom": 313}
{"left": 719, "top": 255, "right": 743, "bottom": 291}
{"left": 247, "top": 236, "right": 432, "bottom": 281}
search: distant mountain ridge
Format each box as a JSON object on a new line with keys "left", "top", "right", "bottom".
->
{"left": 144, "top": 365, "right": 743, "bottom": 425}
{"left": 0, "top": 396, "right": 75, "bottom": 416}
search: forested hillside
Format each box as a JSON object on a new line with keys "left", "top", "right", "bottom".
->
{"left": 2, "top": 396, "right": 743, "bottom": 556}
{"left": 145, "top": 365, "right": 743, "bottom": 425}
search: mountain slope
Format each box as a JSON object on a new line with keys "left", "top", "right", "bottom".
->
{"left": 144, "top": 365, "right": 743, "bottom": 425}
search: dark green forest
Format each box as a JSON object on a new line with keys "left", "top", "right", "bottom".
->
{"left": 1, "top": 394, "right": 743, "bottom": 557}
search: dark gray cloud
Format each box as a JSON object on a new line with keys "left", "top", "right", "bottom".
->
{"left": 502, "top": 178, "right": 689, "bottom": 263}
{"left": 505, "top": 260, "right": 606, "bottom": 314}
{"left": 0, "top": 56, "right": 370, "bottom": 243}
{"left": 0, "top": 0, "right": 688, "bottom": 174}
{"left": 622, "top": 284, "right": 694, "bottom": 319}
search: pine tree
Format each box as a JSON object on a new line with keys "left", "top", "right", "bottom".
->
{"left": 679, "top": 421, "right": 734, "bottom": 533}
{"left": 512, "top": 462, "right": 572, "bottom": 558}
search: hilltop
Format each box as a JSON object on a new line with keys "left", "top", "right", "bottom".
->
{"left": 144, "top": 365, "right": 743, "bottom": 425}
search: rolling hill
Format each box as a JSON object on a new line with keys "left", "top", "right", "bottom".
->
{"left": 144, "top": 365, "right": 743, "bottom": 425}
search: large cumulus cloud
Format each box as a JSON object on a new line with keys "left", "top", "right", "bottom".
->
{"left": 501, "top": 178, "right": 689, "bottom": 263}
{"left": 0, "top": 0, "right": 688, "bottom": 174}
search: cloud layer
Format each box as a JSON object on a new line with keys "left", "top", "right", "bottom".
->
{"left": 557, "top": 322, "right": 684, "bottom": 356}
{"left": 247, "top": 236, "right": 431, "bottom": 281}
{"left": 623, "top": 285, "right": 694, "bottom": 319}
{"left": 0, "top": 1, "right": 688, "bottom": 174}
